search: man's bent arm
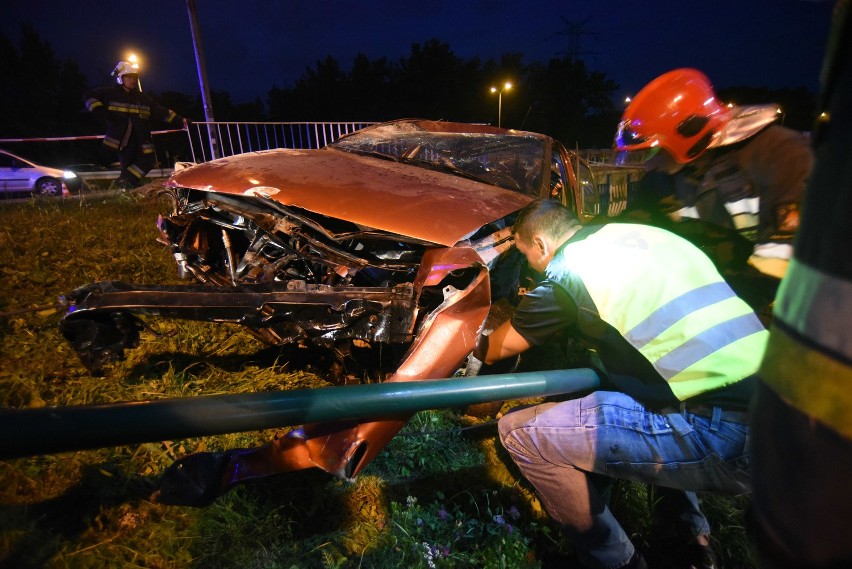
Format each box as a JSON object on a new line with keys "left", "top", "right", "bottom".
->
{"left": 475, "top": 321, "right": 532, "bottom": 365}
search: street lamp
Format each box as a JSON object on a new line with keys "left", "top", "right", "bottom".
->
{"left": 490, "top": 82, "right": 512, "bottom": 128}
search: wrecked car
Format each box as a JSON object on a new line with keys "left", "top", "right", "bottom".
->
{"left": 61, "top": 119, "right": 610, "bottom": 378}
{"left": 58, "top": 119, "right": 626, "bottom": 504}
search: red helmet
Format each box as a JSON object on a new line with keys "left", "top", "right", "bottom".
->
{"left": 614, "top": 68, "right": 733, "bottom": 163}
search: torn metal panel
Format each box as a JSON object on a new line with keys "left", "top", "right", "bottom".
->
{"left": 153, "top": 248, "right": 492, "bottom": 505}
{"left": 60, "top": 280, "right": 418, "bottom": 373}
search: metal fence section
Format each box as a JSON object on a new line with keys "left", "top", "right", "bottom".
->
{"left": 579, "top": 148, "right": 647, "bottom": 166}
{"left": 186, "top": 121, "right": 379, "bottom": 163}
{"left": 591, "top": 166, "right": 645, "bottom": 217}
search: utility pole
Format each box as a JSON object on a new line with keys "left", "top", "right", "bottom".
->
{"left": 186, "top": 0, "right": 219, "bottom": 159}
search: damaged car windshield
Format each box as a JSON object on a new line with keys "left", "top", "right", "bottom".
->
{"left": 332, "top": 127, "right": 545, "bottom": 197}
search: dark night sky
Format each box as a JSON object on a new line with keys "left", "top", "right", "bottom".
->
{"left": 1, "top": 0, "right": 837, "bottom": 105}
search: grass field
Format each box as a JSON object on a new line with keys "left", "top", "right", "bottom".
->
{"left": 0, "top": 189, "right": 757, "bottom": 568}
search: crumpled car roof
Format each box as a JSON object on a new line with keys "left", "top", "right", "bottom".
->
{"left": 166, "top": 146, "right": 534, "bottom": 247}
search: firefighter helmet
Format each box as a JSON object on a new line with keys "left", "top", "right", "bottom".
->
{"left": 111, "top": 60, "right": 139, "bottom": 85}
{"left": 614, "top": 68, "right": 733, "bottom": 163}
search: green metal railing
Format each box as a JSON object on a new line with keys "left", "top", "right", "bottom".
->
{"left": 0, "top": 369, "right": 600, "bottom": 459}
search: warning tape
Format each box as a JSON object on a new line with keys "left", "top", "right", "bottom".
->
{"left": 0, "top": 128, "right": 185, "bottom": 144}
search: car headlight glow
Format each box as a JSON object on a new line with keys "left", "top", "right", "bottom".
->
{"left": 63, "top": 171, "right": 77, "bottom": 179}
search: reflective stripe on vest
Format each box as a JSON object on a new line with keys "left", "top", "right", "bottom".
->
{"left": 760, "top": 258, "right": 852, "bottom": 438}
{"left": 548, "top": 224, "right": 768, "bottom": 400}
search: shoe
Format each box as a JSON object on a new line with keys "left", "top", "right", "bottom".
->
{"left": 110, "top": 176, "right": 142, "bottom": 191}
{"left": 110, "top": 176, "right": 136, "bottom": 191}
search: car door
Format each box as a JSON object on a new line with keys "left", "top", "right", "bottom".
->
{"left": 0, "top": 153, "right": 34, "bottom": 192}
{"left": 0, "top": 152, "right": 14, "bottom": 192}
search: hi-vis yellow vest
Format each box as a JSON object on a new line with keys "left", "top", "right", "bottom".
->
{"left": 548, "top": 224, "right": 769, "bottom": 400}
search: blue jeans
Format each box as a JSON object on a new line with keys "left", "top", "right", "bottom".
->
{"left": 498, "top": 390, "right": 751, "bottom": 569}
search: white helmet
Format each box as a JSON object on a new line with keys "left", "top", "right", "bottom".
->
{"left": 111, "top": 60, "right": 139, "bottom": 84}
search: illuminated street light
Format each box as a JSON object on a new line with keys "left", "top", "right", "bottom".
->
{"left": 490, "top": 81, "right": 513, "bottom": 128}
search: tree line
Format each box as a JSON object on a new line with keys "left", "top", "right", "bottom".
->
{"left": 1, "top": 23, "right": 818, "bottom": 160}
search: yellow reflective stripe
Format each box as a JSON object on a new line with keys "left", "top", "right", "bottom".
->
{"left": 760, "top": 324, "right": 852, "bottom": 439}
{"left": 775, "top": 258, "right": 852, "bottom": 361}
{"left": 106, "top": 102, "right": 151, "bottom": 117}
{"left": 669, "top": 328, "right": 769, "bottom": 400}
{"left": 127, "top": 165, "right": 145, "bottom": 178}
{"left": 106, "top": 103, "right": 138, "bottom": 113}
{"left": 103, "top": 136, "right": 120, "bottom": 149}
{"left": 85, "top": 98, "right": 104, "bottom": 111}
{"left": 166, "top": 110, "right": 177, "bottom": 122}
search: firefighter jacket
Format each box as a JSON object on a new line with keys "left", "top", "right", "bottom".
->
{"left": 84, "top": 84, "right": 182, "bottom": 153}
{"left": 757, "top": 21, "right": 852, "bottom": 439}
{"left": 512, "top": 223, "right": 769, "bottom": 407}
{"left": 640, "top": 125, "right": 813, "bottom": 249}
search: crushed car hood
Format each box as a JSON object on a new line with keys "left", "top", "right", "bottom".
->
{"left": 165, "top": 148, "right": 532, "bottom": 247}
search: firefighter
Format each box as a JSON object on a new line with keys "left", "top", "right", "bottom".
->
{"left": 749, "top": 3, "right": 852, "bottom": 567}
{"left": 474, "top": 199, "right": 766, "bottom": 569}
{"left": 84, "top": 60, "right": 186, "bottom": 189}
{"left": 614, "top": 68, "right": 814, "bottom": 279}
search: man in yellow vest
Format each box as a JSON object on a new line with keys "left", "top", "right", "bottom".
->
{"left": 475, "top": 199, "right": 767, "bottom": 569}
{"left": 749, "top": 3, "right": 852, "bottom": 567}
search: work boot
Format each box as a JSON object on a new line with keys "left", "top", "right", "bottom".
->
{"left": 110, "top": 176, "right": 128, "bottom": 190}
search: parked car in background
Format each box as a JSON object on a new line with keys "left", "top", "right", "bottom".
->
{"left": 0, "top": 149, "right": 80, "bottom": 196}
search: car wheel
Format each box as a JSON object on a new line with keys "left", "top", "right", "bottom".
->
{"left": 36, "top": 177, "right": 62, "bottom": 196}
